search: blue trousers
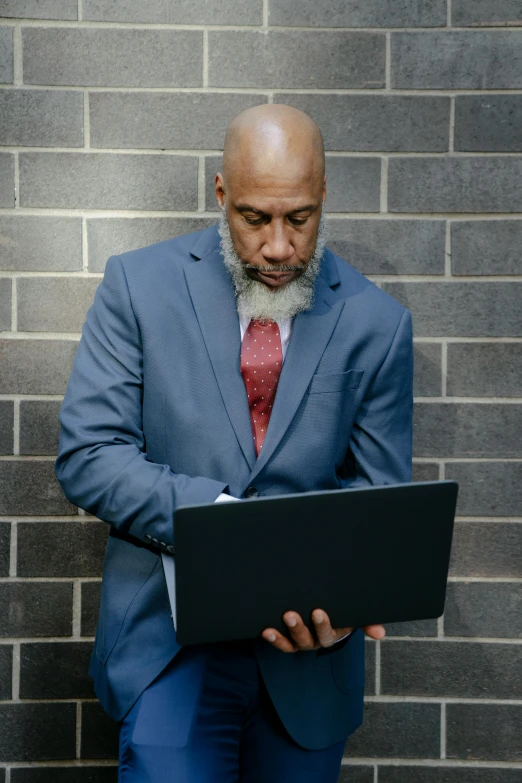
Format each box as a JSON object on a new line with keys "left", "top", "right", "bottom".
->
{"left": 118, "top": 640, "right": 346, "bottom": 782}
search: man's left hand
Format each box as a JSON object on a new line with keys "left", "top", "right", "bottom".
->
{"left": 262, "top": 609, "right": 385, "bottom": 652}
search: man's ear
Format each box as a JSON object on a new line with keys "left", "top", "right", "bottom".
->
{"left": 215, "top": 172, "right": 226, "bottom": 209}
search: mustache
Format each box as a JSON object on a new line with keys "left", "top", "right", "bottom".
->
{"left": 243, "top": 264, "right": 305, "bottom": 273}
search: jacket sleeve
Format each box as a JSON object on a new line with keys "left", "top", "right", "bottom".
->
{"left": 341, "top": 307, "right": 414, "bottom": 489}
{"left": 55, "top": 256, "right": 227, "bottom": 547}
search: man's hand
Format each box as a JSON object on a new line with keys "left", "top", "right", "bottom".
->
{"left": 262, "top": 609, "right": 385, "bottom": 653}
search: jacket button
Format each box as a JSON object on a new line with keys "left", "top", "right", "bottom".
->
{"left": 166, "top": 545, "right": 175, "bottom": 555}
{"left": 244, "top": 486, "right": 259, "bottom": 498}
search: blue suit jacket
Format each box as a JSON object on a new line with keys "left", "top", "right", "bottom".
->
{"left": 55, "top": 224, "right": 413, "bottom": 750}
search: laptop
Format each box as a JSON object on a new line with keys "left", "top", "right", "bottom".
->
{"left": 164, "top": 480, "right": 458, "bottom": 646}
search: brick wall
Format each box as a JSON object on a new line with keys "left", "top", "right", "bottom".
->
{"left": 0, "top": 1, "right": 521, "bottom": 780}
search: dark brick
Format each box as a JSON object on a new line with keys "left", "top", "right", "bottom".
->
{"left": 379, "top": 766, "right": 522, "bottom": 783}
{"left": 385, "top": 618, "right": 438, "bottom": 637}
{"left": 0, "top": 523, "right": 10, "bottom": 577}
{"left": 90, "top": 92, "right": 266, "bottom": 150}
{"left": 19, "top": 401, "right": 61, "bottom": 456}
{"left": 23, "top": 28, "right": 203, "bottom": 88}
{"left": 19, "top": 152, "right": 198, "bottom": 211}
{"left": 381, "top": 640, "right": 522, "bottom": 699}
{"left": 18, "top": 522, "right": 107, "bottom": 578}
{"left": 20, "top": 642, "right": 95, "bottom": 699}
{"left": 414, "top": 344, "right": 442, "bottom": 397}
{"left": 276, "top": 95, "right": 450, "bottom": 152}
{"left": 446, "top": 704, "right": 522, "bottom": 761}
{"left": 87, "top": 217, "right": 215, "bottom": 273}
{"left": 446, "top": 462, "right": 522, "bottom": 517}
{"left": 0, "top": 27, "right": 13, "bottom": 84}
{"left": 0, "top": 89, "right": 83, "bottom": 147}
{"left": 0, "top": 1, "right": 78, "bottom": 19}
{"left": 0, "top": 461, "right": 76, "bottom": 516}
{"left": 11, "top": 769, "right": 117, "bottom": 783}
{"left": 455, "top": 96, "right": 522, "bottom": 152}
{"left": 447, "top": 343, "right": 522, "bottom": 397}
{"left": 0, "top": 582, "right": 72, "bottom": 637}
{"left": 392, "top": 32, "right": 522, "bottom": 89}
{"left": 0, "top": 153, "right": 14, "bottom": 207}
{"left": 83, "top": 0, "right": 261, "bottom": 24}
{"left": 81, "top": 703, "right": 119, "bottom": 760}
{"left": 208, "top": 31, "right": 385, "bottom": 89}
{"left": 0, "top": 703, "right": 76, "bottom": 761}
{"left": 344, "top": 702, "right": 440, "bottom": 758}
{"left": 328, "top": 220, "right": 446, "bottom": 275}
{"left": 0, "top": 216, "right": 82, "bottom": 272}
{"left": 412, "top": 463, "right": 440, "bottom": 483}
{"left": 337, "top": 767, "right": 374, "bottom": 783}
{"left": 450, "top": 522, "right": 522, "bottom": 577}
{"left": 444, "top": 582, "right": 522, "bottom": 638}
{"left": 81, "top": 581, "right": 102, "bottom": 636}
{"left": 382, "top": 282, "right": 522, "bottom": 337}
{"left": 388, "top": 157, "right": 522, "bottom": 213}
{"left": 0, "top": 645, "right": 12, "bottom": 699}
{"left": 0, "top": 401, "right": 13, "bottom": 455}
{"left": 0, "top": 340, "right": 78, "bottom": 394}
{"left": 18, "top": 278, "right": 100, "bottom": 334}
{"left": 452, "top": 220, "right": 522, "bottom": 276}
{"left": 365, "top": 639, "right": 376, "bottom": 696}
{"left": 453, "top": 0, "right": 522, "bottom": 27}
{"left": 413, "top": 403, "right": 522, "bottom": 458}
{"left": 0, "top": 277, "right": 11, "bottom": 332}
{"left": 270, "top": 0, "right": 446, "bottom": 27}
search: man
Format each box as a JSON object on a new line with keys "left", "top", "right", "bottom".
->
{"left": 56, "top": 105, "right": 413, "bottom": 781}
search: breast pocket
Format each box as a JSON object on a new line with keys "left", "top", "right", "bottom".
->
{"left": 308, "top": 369, "right": 364, "bottom": 395}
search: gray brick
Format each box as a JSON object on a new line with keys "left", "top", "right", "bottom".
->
{"left": 328, "top": 220, "right": 446, "bottom": 275}
{"left": 0, "top": 461, "right": 76, "bottom": 515}
{"left": 19, "top": 400, "right": 61, "bottom": 456}
{"left": 444, "top": 582, "right": 522, "bottom": 638}
{"left": 87, "top": 217, "right": 215, "bottom": 273}
{"left": 0, "top": 523, "right": 10, "bottom": 577}
{"left": 455, "top": 96, "right": 522, "bottom": 152}
{"left": 17, "top": 277, "right": 100, "bottom": 333}
{"left": 337, "top": 768, "right": 374, "bottom": 783}
{"left": 0, "top": 339, "right": 78, "bottom": 394}
{"left": 23, "top": 28, "right": 203, "bottom": 88}
{"left": 0, "top": 27, "right": 13, "bottom": 84}
{"left": 276, "top": 95, "right": 450, "bottom": 152}
{"left": 453, "top": 0, "right": 522, "bottom": 27}
{"left": 381, "top": 640, "right": 522, "bottom": 699}
{"left": 208, "top": 31, "right": 385, "bottom": 89}
{"left": 452, "top": 220, "right": 522, "bottom": 275}
{"left": 0, "top": 89, "right": 83, "bottom": 147}
{"left": 90, "top": 92, "right": 267, "bottom": 150}
{"left": 446, "top": 462, "right": 522, "bottom": 517}
{"left": 385, "top": 618, "right": 439, "bottom": 637}
{"left": 413, "top": 403, "right": 522, "bottom": 458}
{"left": 20, "top": 642, "right": 95, "bottom": 699}
{"left": 81, "top": 581, "right": 101, "bottom": 636}
{"left": 0, "top": 582, "right": 72, "bottom": 637}
{"left": 0, "top": 153, "right": 14, "bottom": 207}
{"left": 382, "top": 282, "right": 522, "bottom": 337}
{"left": 380, "top": 766, "right": 522, "bottom": 783}
{"left": 270, "top": 0, "right": 447, "bottom": 27}
{"left": 81, "top": 703, "right": 119, "bottom": 760}
{"left": 0, "top": 645, "right": 12, "bottom": 699}
{"left": 344, "top": 702, "right": 440, "bottom": 758}
{"left": 0, "top": 278, "right": 11, "bottom": 331}
{"left": 447, "top": 343, "right": 522, "bottom": 397}
{"left": 0, "top": 1, "right": 78, "bottom": 19}
{"left": 0, "top": 401, "right": 13, "bottom": 456}
{"left": 446, "top": 704, "right": 522, "bottom": 761}
{"left": 414, "top": 344, "right": 442, "bottom": 397}
{"left": 12, "top": 770, "right": 117, "bottom": 783}
{"left": 18, "top": 522, "right": 107, "bottom": 577}
{"left": 19, "top": 152, "right": 198, "bottom": 211}
{"left": 450, "top": 522, "right": 522, "bottom": 577}
{"left": 412, "top": 463, "right": 440, "bottom": 482}
{"left": 392, "top": 32, "right": 522, "bottom": 89}
{"left": 84, "top": 0, "right": 262, "bottom": 24}
{"left": 0, "top": 703, "right": 76, "bottom": 761}
{"left": 0, "top": 216, "right": 82, "bottom": 272}
{"left": 389, "top": 157, "right": 522, "bottom": 213}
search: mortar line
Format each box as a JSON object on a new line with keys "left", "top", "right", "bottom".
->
{"left": 449, "top": 95, "right": 456, "bottom": 153}
{"left": 341, "top": 760, "right": 522, "bottom": 769}
{"left": 447, "top": 0, "right": 452, "bottom": 27}
{"left": 439, "top": 461, "right": 445, "bottom": 480}
{"left": 374, "top": 765, "right": 378, "bottom": 783}
{"left": 198, "top": 156, "right": 206, "bottom": 212}
{"left": 440, "top": 702, "right": 447, "bottom": 758}
{"left": 83, "top": 92, "right": 90, "bottom": 148}
{"left": 263, "top": 0, "right": 269, "bottom": 28}
{"left": 78, "top": 0, "right": 83, "bottom": 21}
{"left": 438, "top": 615, "right": 445, "bottom": 638}
{"left": 444, "top": 220, "right": 452, "bottom": 276}
{"left": 11, "top": 642, "right": 20, "bottom": 701}
{"left": 72, "top": 581, "right": 82, "bottom": 638}
{"left": 13, "top": 399, "right": 20, "bottom": 456}
{"left": 385, "top": 32, "right": 391, "bottom": 90}
{"left": 76, "top": 701, "right": 82, "bottom": 759}
{"left": 11, "top": 277, "right": 17, "bottom": 332}
{"left": 12, "top": 25, "right": 22, "bottom": 85}
{"left": 5, "top": 768, "right": 10, "bottom": 783}
{"left": 203, "top": 29, "right": 209, "bottom": 88}
{"left": 380, "top": 158, "right": 388, "bottom": 213}
{"left": 13, "top": 152, "right": 19, "bottom": 209}
{"left": 9, "top": 521, "right": 17, "bottom": 577}
{"left": 441, "top": 341, "right": 448, "bottom": 397}
{"left": 82, "top": 217, "right": 89, "bottom": 271}
{"left": 375, "top": 640, "right": 381, "bottom": 695}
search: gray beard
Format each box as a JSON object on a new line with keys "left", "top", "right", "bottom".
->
{"left": 218, "top": 209, "right": 327, "bottom": 322}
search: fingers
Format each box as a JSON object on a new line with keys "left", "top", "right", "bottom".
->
{"left": 261, "top": 628, "right": 298, "bottom": 653}
{"left": 312, "top": 610, "right": 353, "bottom": 647}
{"left": 363, "top": 624, "right": 386, "bottom": 640}
{"left": 283, "top": 612, "right": 317, "bottom": 649}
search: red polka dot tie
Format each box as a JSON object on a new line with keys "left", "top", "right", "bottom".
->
{"left": 240, "top": 319, "right": 283, "bottom": 456}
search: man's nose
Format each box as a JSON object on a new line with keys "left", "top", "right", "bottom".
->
{"left": 261, "top": 223, "right": 293, "bottom": 263}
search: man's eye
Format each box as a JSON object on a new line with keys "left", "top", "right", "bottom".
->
{"left": 243, "top": 215, "right": 264, "bottom": 225}
{"left": 289, "top": 217, "right": 308, "bottom": 226}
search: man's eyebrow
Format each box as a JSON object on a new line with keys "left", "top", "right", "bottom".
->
{"left": 235, "top": 204, "right": 316, "bottom": 215}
